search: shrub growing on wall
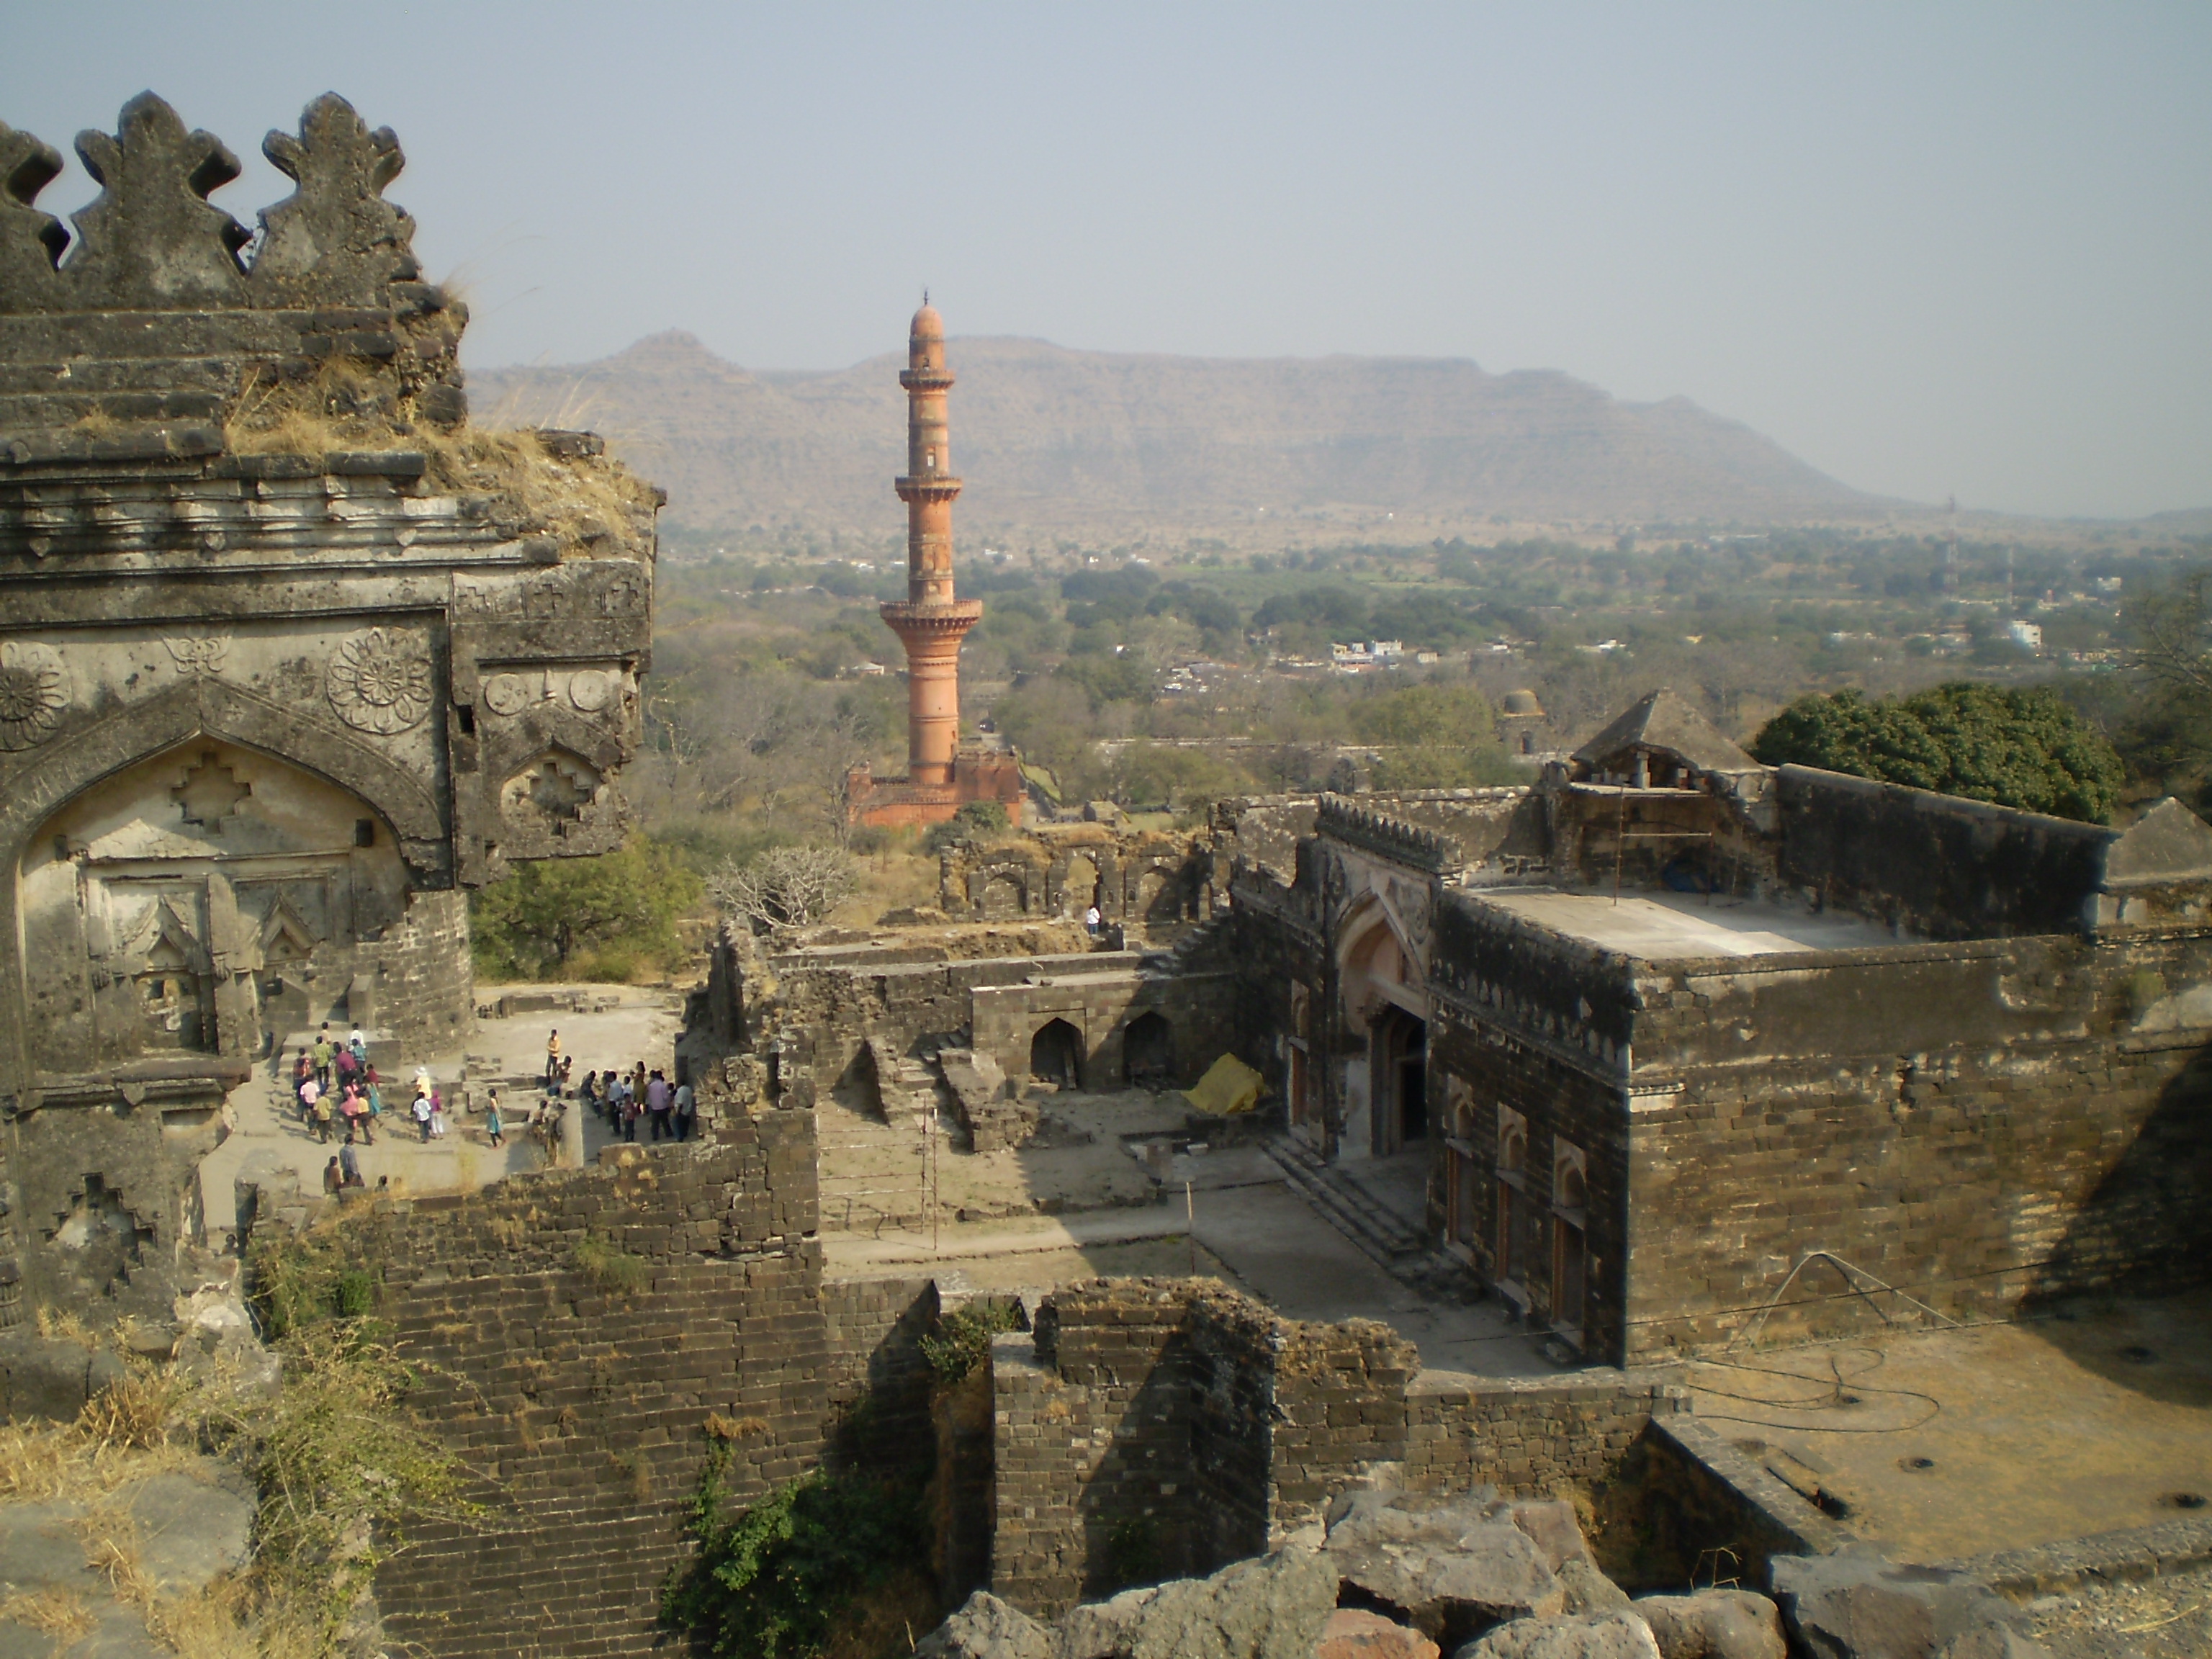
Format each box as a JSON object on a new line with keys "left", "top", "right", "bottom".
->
{"left": 661, "top": 1446, "right": 927, "bottom": 1658}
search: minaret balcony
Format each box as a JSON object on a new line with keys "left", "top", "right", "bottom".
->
{"left": 899, "top": 368, "right": 956, "bottom": 392}
{"left": 880, "top": 597, "right": 982, "bottom": 631}
{"left": 895, "top": 475, "right": 963, "bottom": 503}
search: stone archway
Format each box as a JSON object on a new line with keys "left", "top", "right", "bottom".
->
{"left": 1058, "top": 853, "right": 1102, "bottom": 920}
{"left": 1124, "top": 1010, "right": 1174, "bottom": 1089}
{"left": 1030, "top": 1017, "right": 1082, "bottom": 1089}
{"left": 1133, "top": 865, "right": 1180, "bottom": 926}
{"left": 16, "top": 734, "right": 412, "bottom": 1073}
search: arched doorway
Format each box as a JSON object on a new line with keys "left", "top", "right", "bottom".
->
{"left": 1133, "top": 867, "right": 1179, "bottom": 926}
{"left": 1030, "top": 1017, "right": 1082, "bottom": 1089}
{"left": 1552, "top": 1148, "right": 1589, "bottom": 1343}
{"left": 1123, "top": 1010, "right": 1173, "bottom": 1089}
{"left": 1060, "top": 853, "right": 1101, "bottom": 920}
{"left": 1337, "top": 899, "right": 1425, "bottom": 1159}
{"left": 1370, "top": 1004, "right": 1427, "bottom": 1154}
{"left": 17, "top": 737, "right": 406, "bottom": 1071}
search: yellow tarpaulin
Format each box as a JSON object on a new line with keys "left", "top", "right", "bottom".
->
{"left": 1184, "top": 1052, "right": 1264, "bottom": 1116}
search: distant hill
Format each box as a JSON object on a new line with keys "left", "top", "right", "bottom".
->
{"left": 468, "top": 331, "right": 1891, "bottom": 544}
{"left": 2140, "top": 507, "right": 2212, "bottom": 537}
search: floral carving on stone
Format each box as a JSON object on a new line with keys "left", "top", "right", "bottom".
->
{"left": 0, "top": 639, "right": 68, "bottom": 751}
{"left": 325, "top": 628, "right": 433, "bottom": 735}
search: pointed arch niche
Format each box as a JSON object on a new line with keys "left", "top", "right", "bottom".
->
{"left": 17, "top": 737, "right": 405, "bottom": 1072}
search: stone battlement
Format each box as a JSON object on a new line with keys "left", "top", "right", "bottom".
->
{"left": 1, "top": 93, "right": 467, "bottom": 457}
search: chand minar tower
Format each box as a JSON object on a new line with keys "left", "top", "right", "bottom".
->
{"left": 846, "top": 300, "right": 1025, "bottom": 826}
{"left": 882, "top": 299, "right": 979, "bottom": 784}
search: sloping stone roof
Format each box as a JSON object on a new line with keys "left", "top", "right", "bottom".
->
{"left": 1574, "top": 688, "right": 1758, "bottom": 775}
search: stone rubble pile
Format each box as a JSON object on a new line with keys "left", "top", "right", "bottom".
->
{"left": 914, "top": 1491, "right": 1801, "bottom": 1659}
{"left": 918, "top": 1493, "right": 2055, "bottom": 1659}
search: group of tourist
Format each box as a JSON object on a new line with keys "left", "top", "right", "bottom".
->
{"left": 292, "top": 1022, "right": 693, "bottom": 1203}
{"left": 548, "top": 1030, "right": 696, "bottom": 1143}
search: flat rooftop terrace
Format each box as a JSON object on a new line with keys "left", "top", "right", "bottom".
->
{"left": 1660, "top": 1288, "right": 2212, "bottom": 1565}
{"left": 1475, "top": 887, "right": 1902, "bottom": 959}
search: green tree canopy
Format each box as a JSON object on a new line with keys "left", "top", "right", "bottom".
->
{"left": 471, "top": 836, "right": 702, "bottom": 978}
{"left": 1354, "top": 683, "right": 1516, "bottom": 791}
{"left": 1750, "top": 683, "right": 2123, "bottom": 824}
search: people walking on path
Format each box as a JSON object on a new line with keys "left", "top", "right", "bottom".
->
{"left": 298, "top": 1074, "right": 321, "bottom": 1133}
{"left": 544, "top": 1029, "right": 562, "bottom": 1088}
{"left": 312, "top": 1027, "right": 334, "bottom": 1090}
{"left": 673, "top": 1076, "right": 696, "bottom": 1141}
{"left": 428, "top": 1088, "right": 447, "bottom": 1139}
{"left": 310, "top": 1088, "right": 333, "bottom": 1143}
{"left": 485, "top": 1091, "right": 504, "bottom": 1148}
{"left": 323, "top": 1156, "right": 341, "bottom": 1195}
{"left": 413, "top": 1086, "right": 433, "bottom": 1143}
{"left": 360, "top": 1068, "right": 381, "bottom": 1143}
{"left": 338, "top": 1141, "right": 362, "bottom": 1187}
{"left": 645, "top": 1070, "right": 672, "bottom": 1141}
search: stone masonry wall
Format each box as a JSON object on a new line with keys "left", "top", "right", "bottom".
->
{"left": 989, "top": 1279, "right": 1686, "bottom": 1618}
{"left": 822, "top": 1273, "right": 940, "bottom": 1466}
{"left": 1403, "top": 1372, "right": 1686, "bottom": 1498}
{"left": 1620, "top": 930, "right": 2212, "bottom": 1359}
{"left": 300, "top": 1073, "right": 832, "bottom": 1659}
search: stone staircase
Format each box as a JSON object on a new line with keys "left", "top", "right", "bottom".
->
{"left": 1141, "top": 912, "right": 1236, "bottom": 975}
{"left": 814, "top": 1046, "right": 952, "bottom": 1236}
{"left": 1262, "top": 1134, "right": 1430, "bottom": 1272}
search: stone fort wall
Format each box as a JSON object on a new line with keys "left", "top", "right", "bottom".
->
{"left": 250, "top": 1048, "right": 946, "bottom": 1659}
{"left": 989, "top": 1278, "right": 1686, "bottom": 1617}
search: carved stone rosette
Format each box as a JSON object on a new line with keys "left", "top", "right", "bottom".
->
{"left": 325, "top": 627, "right": 432, "bottom": 734}
{"left": 0, "top": 639, "right": 67, "bottom": 750}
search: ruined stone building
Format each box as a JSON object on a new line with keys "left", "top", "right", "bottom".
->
{"left": 1, "top": 91, "right": 2206, "bottom": 1659}
{"left": 0, "top": 94, "right": 659, "bottom": 1321}
{"left": 845, "top": 301, "right": 1026, "bottom": 828}
{"left": 1218, "top": 691, "right": 2212, "bottom": 1365}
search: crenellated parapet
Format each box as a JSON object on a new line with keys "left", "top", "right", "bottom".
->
{"left": 1314, "top": 793, "right": 1454, "bottom": 873}
{"left": 0, "top": 93, "right": 466, "bottom": 455}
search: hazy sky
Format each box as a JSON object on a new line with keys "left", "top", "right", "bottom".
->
{"left": 6, "top": 4, "right": 2208, "bottom": 519}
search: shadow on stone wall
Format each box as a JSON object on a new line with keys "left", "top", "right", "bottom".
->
{"left": 2026, "top": 1042, "right": 2212, "bottom": 1331}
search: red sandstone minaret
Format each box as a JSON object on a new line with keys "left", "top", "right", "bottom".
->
{"left": 880, "top": 299, "right": 981, "bottom": 786}
{"left": 846, "top": 302, "right": 1024, "bottom": 827}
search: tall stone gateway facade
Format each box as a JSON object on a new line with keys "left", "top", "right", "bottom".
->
{"left": 846, "top": 301, "right": 1025, "bottom": 827}
{"left": 0, "top": 93, "right": 660, "bottom": 1322}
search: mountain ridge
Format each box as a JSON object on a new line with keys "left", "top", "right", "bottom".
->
{"left": 468, "top": 330, "right": 1897, "bottom": 541}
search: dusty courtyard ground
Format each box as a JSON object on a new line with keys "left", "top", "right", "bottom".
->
{"left": 819, "top": 1082, "right": 1556, "bottom": 1375}
{"left": 199, "top": 984, "right": 685, "bottom": 1231}
{"left": 1660, "top": 1288, "right": 2212, "bottom": 1563}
